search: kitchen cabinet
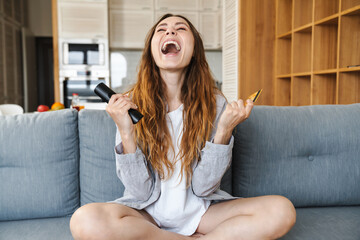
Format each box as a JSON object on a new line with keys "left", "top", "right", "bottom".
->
{"left": 0, "top": 18, "right": 4, "bottom": 102}
{"left": 109, "top": 0, "right": 222, "bottom": 49}
{"left": 1, "top": 0, "right": 23, "bottom": 25}
{"left": 109, "top": 0, "right": 153, "bottom": 10}
{"left": 199, "top": 0, "right": 220, "bottom": 11}
{"left": 0, "top": 0, "right": 24, "bottom": 106}
{"left": 58, "top": 1, "right": 108, "bottom": 39}
{"left": 155, "top": 0, "right": 198, "bottom": 11}
{"left": 110, "top": 10, "right": 153, "bottom": 48}
{"left": 2, "top": 22, "right": 23, "bottom": 105}
{"left": 155, "top": 11, "right": 198, "bottom": 29}
{"left": 199, "top": 12, "right": 222, "bottom": 49}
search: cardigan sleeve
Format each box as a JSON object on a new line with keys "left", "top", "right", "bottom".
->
{"left": 191, "top": 94, "right": 234, "bottom": 197}
{"left": 114, "top": 128, "right": 154, "bottom": 201}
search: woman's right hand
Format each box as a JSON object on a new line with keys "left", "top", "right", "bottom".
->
{"left": 106, "top": 94, "right": 138, "bottom": 153}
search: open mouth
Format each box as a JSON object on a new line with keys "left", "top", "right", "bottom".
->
{"left": 161, "top": 40, "right": 181, "bottom": 55}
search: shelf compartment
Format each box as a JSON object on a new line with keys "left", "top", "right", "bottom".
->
{"left": 315, "top": 0, "right": 339, "bottom": 21}
{"left": 338, "top": 71, "right": 360, "bottom": 104}
{"left": 276, "top": 0, "right": 292, "bottom": 35}
{"left": 341, "top": 0, "right": 360, "bottom": 11}
{"left": 292, "top": 76, "right": 311, "bottom": 105}
{"left": 275, "top": 77, "right": 291, "bottom": 106}
{"left": 339, "top": 10, "right": 360, "bottom": 68}
{"left": 313, "top": 18, "right": 338, "bottom": 71}
{"left": 294, "top": 0, "right": 313, "bottom": 29}
{"left": 276, "top": 35, "right": 292, "bottom": 75}
{"left": 312, "top": 74, "right": 337, "bottom": 104}
{"left": 293, "top": 27, "right": 312, "bottom": 73}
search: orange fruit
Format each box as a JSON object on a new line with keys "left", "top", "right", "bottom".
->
{"left": 51, "top": 102, "right": 65, "bottom": 110}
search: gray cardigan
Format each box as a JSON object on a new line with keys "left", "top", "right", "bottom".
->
{"left": 111, "top": 94, "right": 237, "bottom": 209}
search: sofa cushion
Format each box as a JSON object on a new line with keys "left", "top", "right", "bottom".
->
{"left": 0, "top": 109, "right": 79, "bottom": 221}
{"left": 78, "top": 110, "right": 125, "bottom": 205}
{"left": 0, "top": 217, "right": 73, "bottom": 240}
{"left": 232, "top": 104, "right": 360, "bottom": 207}
{"left": 280, "top": 206, "right": 360, "bottom": 240}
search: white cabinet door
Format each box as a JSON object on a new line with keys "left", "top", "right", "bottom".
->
{"left": 199, "top": 0, "right": 220, "bottom": 11}
{"left": 109, "top": 0, "right": 153, "bottom": 10}
{"left": 59, "top": 0, "right": 106, "bottom": 2}
{"left": 58, "top": 1, "right": 108, "bottom": 39}
{"left": 199, "top": 12, "right": 221, "bottom": 49}
{"left": 110, "top": 10, "right": 154, "bottom": 48}
{"left": 155, "top": 0, "right": 198, "bottom": 11}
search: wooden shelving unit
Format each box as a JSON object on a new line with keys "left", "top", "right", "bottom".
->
{"left": 275, "top": 0, "right": 360, "bottom": 106}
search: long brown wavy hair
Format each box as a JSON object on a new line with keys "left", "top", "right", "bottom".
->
{"left": 128, "top": 14, "right": 219, "bottom": 186}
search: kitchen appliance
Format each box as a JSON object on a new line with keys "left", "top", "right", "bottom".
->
{"left": 58, "top": 38, "right": 110, "bottom": 109}
{"left": 62, "top": 42, "right": 106, "bottom": 66}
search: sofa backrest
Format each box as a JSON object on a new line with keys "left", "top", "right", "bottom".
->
{"left": 232, "top": 104, "right": 360, "bottom": 207}
{"left": 78, "top": 110, "right": 125, "bottom": 206}
{"left": 0, "top": 109, "right": 79, "bottom": 221}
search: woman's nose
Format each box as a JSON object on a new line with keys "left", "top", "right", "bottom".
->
{"left": 166, "top": 29, "right": 176, "bottom": 35}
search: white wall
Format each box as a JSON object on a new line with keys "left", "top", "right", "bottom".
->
{"left": 28, "top": 0, "right": 52, "bottom": 37}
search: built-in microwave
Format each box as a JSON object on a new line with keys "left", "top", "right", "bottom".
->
{"left": 62, "top": 42, "right": 105, "bottom": 65}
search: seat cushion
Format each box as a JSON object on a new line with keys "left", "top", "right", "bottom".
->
{"left": 78, "top": 110, "right": 125, "bottom": 205}
{"left": 281, "top": 206, "right": 360, "bottom": 240}
{"left": 0, "top": 109, "right": 79, "bottom": 221}
{"left": 232, "top": 104, "right": 360, "bottom": 207}
{"left": 0, "top": 217, "right": 73, "bottom": 240}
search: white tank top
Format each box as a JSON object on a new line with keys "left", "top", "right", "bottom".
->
{"left": 145, "top": 104, "right": 211, "bottom": 236}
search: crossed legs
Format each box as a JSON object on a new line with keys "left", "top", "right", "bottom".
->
{"left": 70, "top": 195, "right": 296, "bottom": 240}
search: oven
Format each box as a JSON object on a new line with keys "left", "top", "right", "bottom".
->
{"left": 63, "top": 79, "right": 105, "bottom": 108}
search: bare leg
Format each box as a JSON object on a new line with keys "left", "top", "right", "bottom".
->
{"left": 196, "top": 195, "right": 296, "bottom": 240}
{"left": 70, "top": 202, "right": 193, "bottom": 240}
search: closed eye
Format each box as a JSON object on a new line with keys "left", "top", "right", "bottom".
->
{"left": 177, "top": 27, "right": 186, "bottom": 31}
{"left": 157, "top": 28, "right": 166, "bottom": 32}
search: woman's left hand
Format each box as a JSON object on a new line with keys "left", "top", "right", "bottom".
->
{"left": 213, "top": 99, "right": 254, "bottom": 144}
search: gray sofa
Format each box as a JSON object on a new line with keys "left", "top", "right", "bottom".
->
{"left": 1, "top": 104, "right": 360, "bottom": 240}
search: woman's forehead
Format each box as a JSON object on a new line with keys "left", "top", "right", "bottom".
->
{"left": 156, "top": 16, "right": 189, "bottom": 28}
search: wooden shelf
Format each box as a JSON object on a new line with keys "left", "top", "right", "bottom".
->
{"left": 292, "top": 76, "right": 311, "bottom": 105}
{"left": 339, "top": 9, "right": 360, "bottom": 68}
{"left": 277, "top": 0, "right": 292, "bottom": 35}
{"left": 339, "top": 66, "right": 360, "bottom": 72}
{"left": 313, "top": 17, "right": 338, "bottom": 71}
{"left": 275, "top": 0, "right": 360, "bottom": 106}
{"left": 313, "top": 69, "right": 338, "bottom": 74}
{"left": 315, "top": 0, "right": 339, "bottom": 21}
{"left": 292, "top": 72, "right": 311, "bottom": 77}
{"left": 277, "top": 31, "right": 292, "bottom": 39}
{"left": 276, "top": 74, "right": 292, "bottom": 78}
{"left": 338, "top": 72, "right": 360, "bottom": 104}
{"left": 293, "top": 27, "right": 312, "bottom": 73}
{"left": 275, "top": 77, "right": 291, "bottom": 106}
{"left": 276, "top": 36, "right": 292, "bottom": 75}
{"left": 313, "top": 74, "right": 337, "bottom": 104}
{"left": 342, "top": 0, "right": 360, "bottom": 11}
{"left": 293, "top": 0, "right": 313, "bottom": 29}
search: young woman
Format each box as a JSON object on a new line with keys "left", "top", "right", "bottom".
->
{"left": 70, "top": 14, "right": 296, "bottom": 240}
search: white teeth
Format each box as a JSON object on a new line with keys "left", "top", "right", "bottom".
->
{"left": 162, "top": 40, "right": 181, "bottom": 51}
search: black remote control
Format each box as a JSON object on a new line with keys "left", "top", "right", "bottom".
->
{"left": 94, "top": 83, "right": 143, "bottom": 124}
